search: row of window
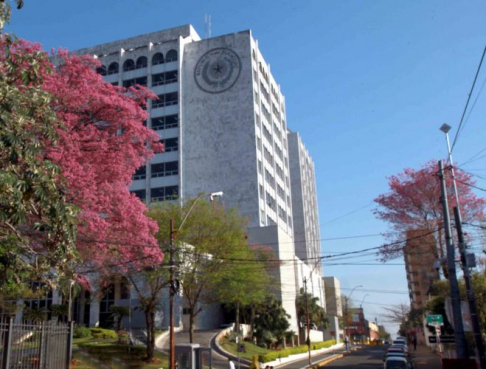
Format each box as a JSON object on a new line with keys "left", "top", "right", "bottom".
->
{"left": 261, "top": 104, "right": 271, "bottom": 122}
{"left": 121, "top": 70, "right": 178, "bottom": 88}
{"left": 132, "top": 161, "right": 179, "bottom": 180}
{"left": 153, "top": 92, "right": 178, "bottom": 108}
{"left": 132, "top": 185, "right": 178, "bottom": 202}
{"left": 152, "top": 114, "right": 178, "bottom": 130}
{"left": 97, "top": 50, "right": 178, "bottom": 76}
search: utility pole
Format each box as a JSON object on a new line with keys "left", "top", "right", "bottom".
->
{"left": 440, "top": 122, "right": 485, "bottom": 368}
{"left": 453, "top": 207, "right": 486, "bottom": 368}
{"left": 303, "top": 277, "right": 311, "bottom": 366}
{"left": 438, "top": 160, "right": 468, "bottom": 359}
{"left": 169, "top": 219, "right": 176, "bottom": 369}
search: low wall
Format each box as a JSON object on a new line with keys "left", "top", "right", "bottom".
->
{"left": 262, "top": 342, "right": 344, "bottom": 367}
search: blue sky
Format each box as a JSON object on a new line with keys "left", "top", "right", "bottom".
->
{"left": 9, "top": 0, "right": 486, "bottom": 335}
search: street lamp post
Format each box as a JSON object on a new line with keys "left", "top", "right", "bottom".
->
{"left": 344, "top": 285, "right": 363, "bottom": 349}
{"left": 439, "top": 124, "right": 486, "bottom": 366}
{"left": 169, "top": 192, "right": 223, "bottom": 369}
{"left": 359, "top": 294, "right": 369, "bottom": 308}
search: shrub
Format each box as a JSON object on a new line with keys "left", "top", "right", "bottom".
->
{"left": 89, "top": 328, "right": 118, "bottom": 339}
{"left": 73, "top": 326, "right": 92, "bottom": 339}
{"left": 258, "top": 340, "right": 336, "bottom": 363}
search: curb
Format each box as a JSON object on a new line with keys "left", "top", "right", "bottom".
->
{"left": 211, "top": 330, "right": 252, "bottom": 367}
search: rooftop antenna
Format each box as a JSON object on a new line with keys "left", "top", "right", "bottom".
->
{"left": 205, "top": 14, "right": 212, "bottom": 39}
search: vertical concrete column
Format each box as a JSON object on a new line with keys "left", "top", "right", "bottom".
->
{"left": 89, "top": 297, "right": 100, "bottom": 327}
{"left": 52, "top": 288, "right": 61, "bottom": 305}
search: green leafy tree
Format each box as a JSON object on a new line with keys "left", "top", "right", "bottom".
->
{"left": 110, "top": 305, "right": 130, "bottom": 332}
{"left": 216, "top": 245, "right": 272, "bottom": 335}
{"left": 254, "top": 296, "right": 290, "bottom": 349}
{"left": 148, "top": 198, "right": 251, "bottom": 343}
{"left": 296, "top": 287, "right": 329, "bottom": 333}
{"left": 429, "top": 272, "right": 486, "bottom": 335}
{"left": 125, "top": 267, "right": 168, "bottom": 360}
{"left": 0, "top": 4, "right": 78, "bottom": 303}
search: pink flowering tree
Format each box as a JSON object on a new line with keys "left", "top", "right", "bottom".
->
{"left": 41, "top": 49, "right": 164, "bottom": 271}
{"left": 374, "top": 160, "right": 485, "bottom": 261}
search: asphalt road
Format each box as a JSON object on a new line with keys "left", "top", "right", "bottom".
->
{"left": 278, "top": 346, "right": 347, "bottom": 369}
{"left": 322, "top": 345, "right": 388, "bottom": 368}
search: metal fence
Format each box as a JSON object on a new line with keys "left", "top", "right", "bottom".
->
{"left": 0, "top": 318, "right": 73, "bottom": 369}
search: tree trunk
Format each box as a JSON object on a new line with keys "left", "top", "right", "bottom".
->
{"left": 145, "top": 308, "right": 154, "bottom": 360}
{"left": 117, "top": 317, "right": 122, "bottom": 332}
{"left": 249, "top": 304, "right": 255, "bottom": 338}
{"left": 235, "top": 302, "right": 240, "bottom": 333}
{"left": 189, "top": 308, "right": 195, "bottom": 343}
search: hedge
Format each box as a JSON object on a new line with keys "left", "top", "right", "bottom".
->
{"left": 258, "top": 339, "right": 336, "bottom": 363}
{"left": 73, "top": 326, "right": 92, "bottom": 339}
{"left": 89, "top": 328, "right": 118, "bottom": 339}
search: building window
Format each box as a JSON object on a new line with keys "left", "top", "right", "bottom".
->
{"left": 136, "top": 56, "right": 148, "bottom": 69}
{"left": 267, "top": 215, "right": 276, "bottom": 226}
{"left": 107, "top": 62, "right": 119, "bottom": 75}
{"left": 96, "top": 65, "right": 107, "bottom": 76}
{"left": 151, "top": 161, "right": 179, "bottom": 178}
{"left": 258, "top": 160, "right": 262, "bottom": 174}
{"left": 133, "top": 165, "right": 146, "bottom": 180}
{"left": 24, "top": 282, "right": 53, "bottom": 316}
{"left": 152, "top": 70, "right": 178, "bottom": 86}
{"left": 152, "top": 114, "right": 178, "bottom": 130}
{"left": 151, "top": 185, "right": 178, "bottom": 202}
{"left": 259, "top": 184, "right": 264, "bottom": 199}
{"left": 152, "top": 52, "right": 164, "bottom": 65}
{"left": 123, "top": 59, "right": 135, "bottom": 72}
{"left": 166, "top": 50, "right": 178, "bottom": 62}
{"left": 99, "top": 284, "right": 115, "bottom": 328}
{"left": 132, "top": 189, "right": 146, "bottom": 201}
{"left": 266, "top": 192, "right": 276, "bottom": 210}
{"left": 265, "top": 169, "right": 275, "bottom": 188}
{"left": 111, "top": 81, "right": 119, "bottom": 87}
{"left": 123, "top": 76, "right": 148, "bottom": 88}
{"left": 153, "top": 92, "right": 178, "bottom": 108}
{"left": 160, "top": 137, "right": 178, "bottom": 152}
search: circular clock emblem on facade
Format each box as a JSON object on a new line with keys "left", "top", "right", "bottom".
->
{"left": 194, "top": 48, "right": 242, "bottom": 93}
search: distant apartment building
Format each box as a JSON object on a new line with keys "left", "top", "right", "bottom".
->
{"left": 289, "top": 132, "right": 324, "bottom": 306}
{"left": 70, "top": 25, "right": 324, "bottom": 331}
{"left": 404, "top": 230, "right": 439, "bottom": 310}
{"left": 323, "top": 276, "right": 342, "bottom": 342}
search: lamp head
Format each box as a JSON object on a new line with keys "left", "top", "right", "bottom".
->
{"left": 440, "top": 123, "right": 452, "bottom": 134}
{"left": 209, "top": 191, "right": 223, "bottom": 201}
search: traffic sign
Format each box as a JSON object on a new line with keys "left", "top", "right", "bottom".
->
{"left": 429, "top": 335, "right": 455, "bottom": 343}
{"left": 427, "top": 314, "right": 444, "bottom": 326}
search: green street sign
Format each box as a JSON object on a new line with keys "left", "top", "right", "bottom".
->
{"left": 427, "top": 314, "right": 444, "bottom": 326}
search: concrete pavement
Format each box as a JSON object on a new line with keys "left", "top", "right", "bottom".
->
{"left": 409, "top": 345, "right": 442, "bottom": 369}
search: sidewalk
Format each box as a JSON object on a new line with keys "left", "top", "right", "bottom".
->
{"left": 411, "top": 345, "right": 442, "bottom": 369}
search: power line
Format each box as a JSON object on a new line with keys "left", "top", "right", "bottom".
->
{"left": 451, "top": 46, "right": 486, "bottom": 153}
{"left": 322, "top": 202, "right": 373, "bottom": 225}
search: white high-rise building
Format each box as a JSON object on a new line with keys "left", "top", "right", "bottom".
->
{"left": 78, "top": 25, "right": 323, "bottom": 331}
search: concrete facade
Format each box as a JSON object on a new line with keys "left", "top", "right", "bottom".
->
{"left": 323, "top": 276, "right": 343, "bottom": 317}
{"left": 288, "top": 132, "right": 321, "bottom": 266}
{"left": 77, "top": 25, "right": 322, "bottom": 333}
{"left": 403, "top": 230, "right": 439, "bottom": 310}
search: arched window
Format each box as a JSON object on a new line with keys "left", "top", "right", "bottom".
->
{"left": 96, "top": 65, "right": 107, "bottom": 76}
{"left": 107, "top": 62, "right": 119, "bottom": 75}
{"left": 136, "top": 56, "right": 148, "bottom": 69}
{"left": 123, "top": 59, "right": 135, "bottom": 72}
{"left": 152, "top": 52, "right": 164, "bottom": 65}
{"left": 165, "top": 50, "right": 178, "bottom": 62}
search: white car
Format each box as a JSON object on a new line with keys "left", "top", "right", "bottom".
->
{"left": 384, "top": 356, "right": 412, "bottom": 369}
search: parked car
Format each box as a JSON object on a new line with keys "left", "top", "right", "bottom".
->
{"left": 384, "top": 356, "right": 413, "bottom": 369}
